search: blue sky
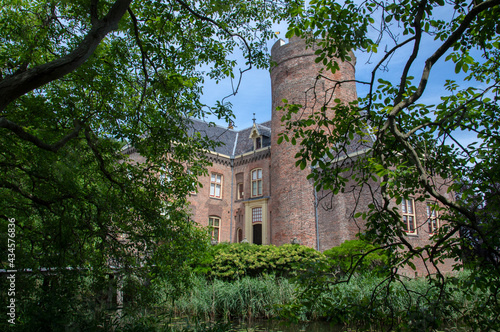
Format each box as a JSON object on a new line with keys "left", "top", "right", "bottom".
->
{"left": 200, "top": 40, "right": 278, "bottom": 130}
{"left": 200, "top": 19, "right": 482, "bottom": 149}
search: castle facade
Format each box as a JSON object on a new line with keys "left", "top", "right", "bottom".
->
{"left": 128, "top": 37, "right": 456, "bottom": 276}
{"left": 185, "top": 36, "right": 363, "bottom": 251}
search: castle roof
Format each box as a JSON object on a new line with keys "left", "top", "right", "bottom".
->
{"left": 187, "top": 117, "right": 376, "bottom": 160}
{"left": 187, "top": 118, "right": 272, "bottom": 157}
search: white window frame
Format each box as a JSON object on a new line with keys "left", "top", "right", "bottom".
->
{"left": 252, "top": 207, "right": 263, "bottom": 224}
{"left": 402, "top": 198, "right": 417, "bottom": 234}
{"left": 210, "top": 173, "right": 223, "bottom": 198}
{"left": 251, "top": 169, "right": 263, "bottom": 197}
{"left": 237, "top": 182, "right": 244, "bottom": 200}
{"left": 209, "top": 216, "right": 220, "bottom": 242}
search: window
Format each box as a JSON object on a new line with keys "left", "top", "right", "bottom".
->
{"left": 209, "top": 216, "right": 220, "bottom": 242}
{"left": 252, "top": 207, "right": 262, "bottom": 223}
{"left": 255, "top": 136, "right": 262, "bottom": 150}
{"left": 237, "top": 182, "right": 244, "bottom": 200}
{"left": 187, "top": 168, "right": 197, "bottom": 195}
{"left": 402, "top": 198, "right": 416, "bottom": 234}
{"left": 210, "top": 173, "right": 222, "bottom": 198}
{"left": 426, "top": 202, "right": 439, "bottom": 234}
{"left": 251, "top": 169, "right": 263, "bottom": 197}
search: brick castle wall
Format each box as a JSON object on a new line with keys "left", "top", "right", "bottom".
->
{"left": 269, "top": 37, "right": 357, "bottom": 248}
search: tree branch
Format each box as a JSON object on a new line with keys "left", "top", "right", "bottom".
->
{"left": 84, "top": 127, "right": 124, "bottom": 189}
{"left": 173, "top": 0, "right": 254, "bottom": 102}
{"left": 389, "top": 0, "right": 500, "bottom": 117}
{"left": 367, "top": 36, "right": 416, "bottom": 115}
{"left": 0, "top": 0, "right": 132, "bottom": 112}
{"left": 0, "top": 117, "right": 83, "bottom": 152}
{"left": 394, "top": 0, "right": 427, "bottom": 105}
{"left": 0, "top": 180, "right": 73, "bottom": 206}
{"left": 127, "top": 8, "right": 149, "bottom": 108}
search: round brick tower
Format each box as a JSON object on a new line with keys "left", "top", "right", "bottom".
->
{"left": 269, "top": 36, "right": 357, "bottom": 249}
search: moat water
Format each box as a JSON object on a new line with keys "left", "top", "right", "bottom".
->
{"left": 231, "top": 319, "right": 345, "bottom": 331}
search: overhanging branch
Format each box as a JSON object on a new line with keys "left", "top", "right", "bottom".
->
{"left": 0, "top": 117, "right": 83, "bottom": 152}
{"left": 0, "top": 0, "right": 132, "bottom": 112}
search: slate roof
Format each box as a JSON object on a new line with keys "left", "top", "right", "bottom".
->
{"left": 186, "top": 118, "right": 374, "bottom": 159}
{"left": 187, "top": 118, "right": 272, "bottom": 157}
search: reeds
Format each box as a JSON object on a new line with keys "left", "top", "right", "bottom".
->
{"left": 163, "top": 274, "right": 295, "bottom": 321}
{"left": 152, "top": 271, "right": 488, "bottom": 330}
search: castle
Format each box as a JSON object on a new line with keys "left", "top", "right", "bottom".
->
{"left": 178, "top": 36, "right": 361, "bottom": 251}
{"left": 128, "top": 37, "right": 456, "bottom": 276}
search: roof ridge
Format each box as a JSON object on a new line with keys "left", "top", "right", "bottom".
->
{"left": 189, "top": 117, "right": 237, "bottom": 132}
{"left": 239, "top": 120, "right": 271, "bottom": 132}
{"left": 188, "top": 117, "right": 271, "bottom": 134}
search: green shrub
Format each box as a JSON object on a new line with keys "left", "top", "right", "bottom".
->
{"left": 323, "top": 239, "right": 389, "bottom": 275}
{"left": 191, "top": 242, "right": 325, "bottom": 280}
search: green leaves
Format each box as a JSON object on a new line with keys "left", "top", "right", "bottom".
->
{"left": 323, "top": 239, "right": 389, "bottom": 275}
{"left": 0, "top": 1, "right": 290, "bottom": 327}
{"left": 283, "top": 0, "right": 500, "bottom": 328}
{"left": 192, "top": 243, "right": 325, "bottom": 280}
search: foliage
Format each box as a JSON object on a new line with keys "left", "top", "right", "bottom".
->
{"left": 0, "top": 270, "right": 124, "bottom": 331}
{"left": 168, "top": 274, "right": 296, "bottom": 321}
{"left": 279, "top": 0, "right": 500, "bottom": 329}
{"left": 122, "top": 271, "right": 493, "bottom": 330}
{"left": 279, "top": 271, "right": 489, "bottom": 330}
{"left": 0, "top": 0, "right": 294, "bottom": 327}
{"left": 191, "top": 242, "right": 325, "bottom": 280}
{"left": 323, "top": 239, "right": 389, "bottom": 276}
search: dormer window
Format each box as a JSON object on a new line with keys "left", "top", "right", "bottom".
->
{"left": 249, "top": 123, "right": 262, "bottom": 151}
{"left": 256, "top": 137, "right": 262, "bottom": 149}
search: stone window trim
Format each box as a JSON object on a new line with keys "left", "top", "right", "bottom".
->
{"left": 426, "top": 202, "right": 440, "bottom": 235}
{"left": 209, "top": 173, "right": 223, "bottom": 199}
{"left": 401, "top": 198, "right": 417, "bottom": 235}
{"left": 249, "top": 123, "right": 264, "bottom": 151}
{"left": 209, "top": 216, "right": 221, "bottom": 242}
{"left": 251, "top": 168, "right": 263, "bottom": 197}
{"left": 255, "top": 136, "right": 262, "bottom": 150}
{"left": 237, "top": 182, "right": 244, "bottom": 200}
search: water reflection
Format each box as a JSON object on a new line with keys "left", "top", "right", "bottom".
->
{"left": 232, "top": 319, "right": 346, "bottom": 332}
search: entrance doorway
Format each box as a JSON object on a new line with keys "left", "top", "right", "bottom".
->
{"left": 253, "top": 224, "right": 262, "bottom": 245}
